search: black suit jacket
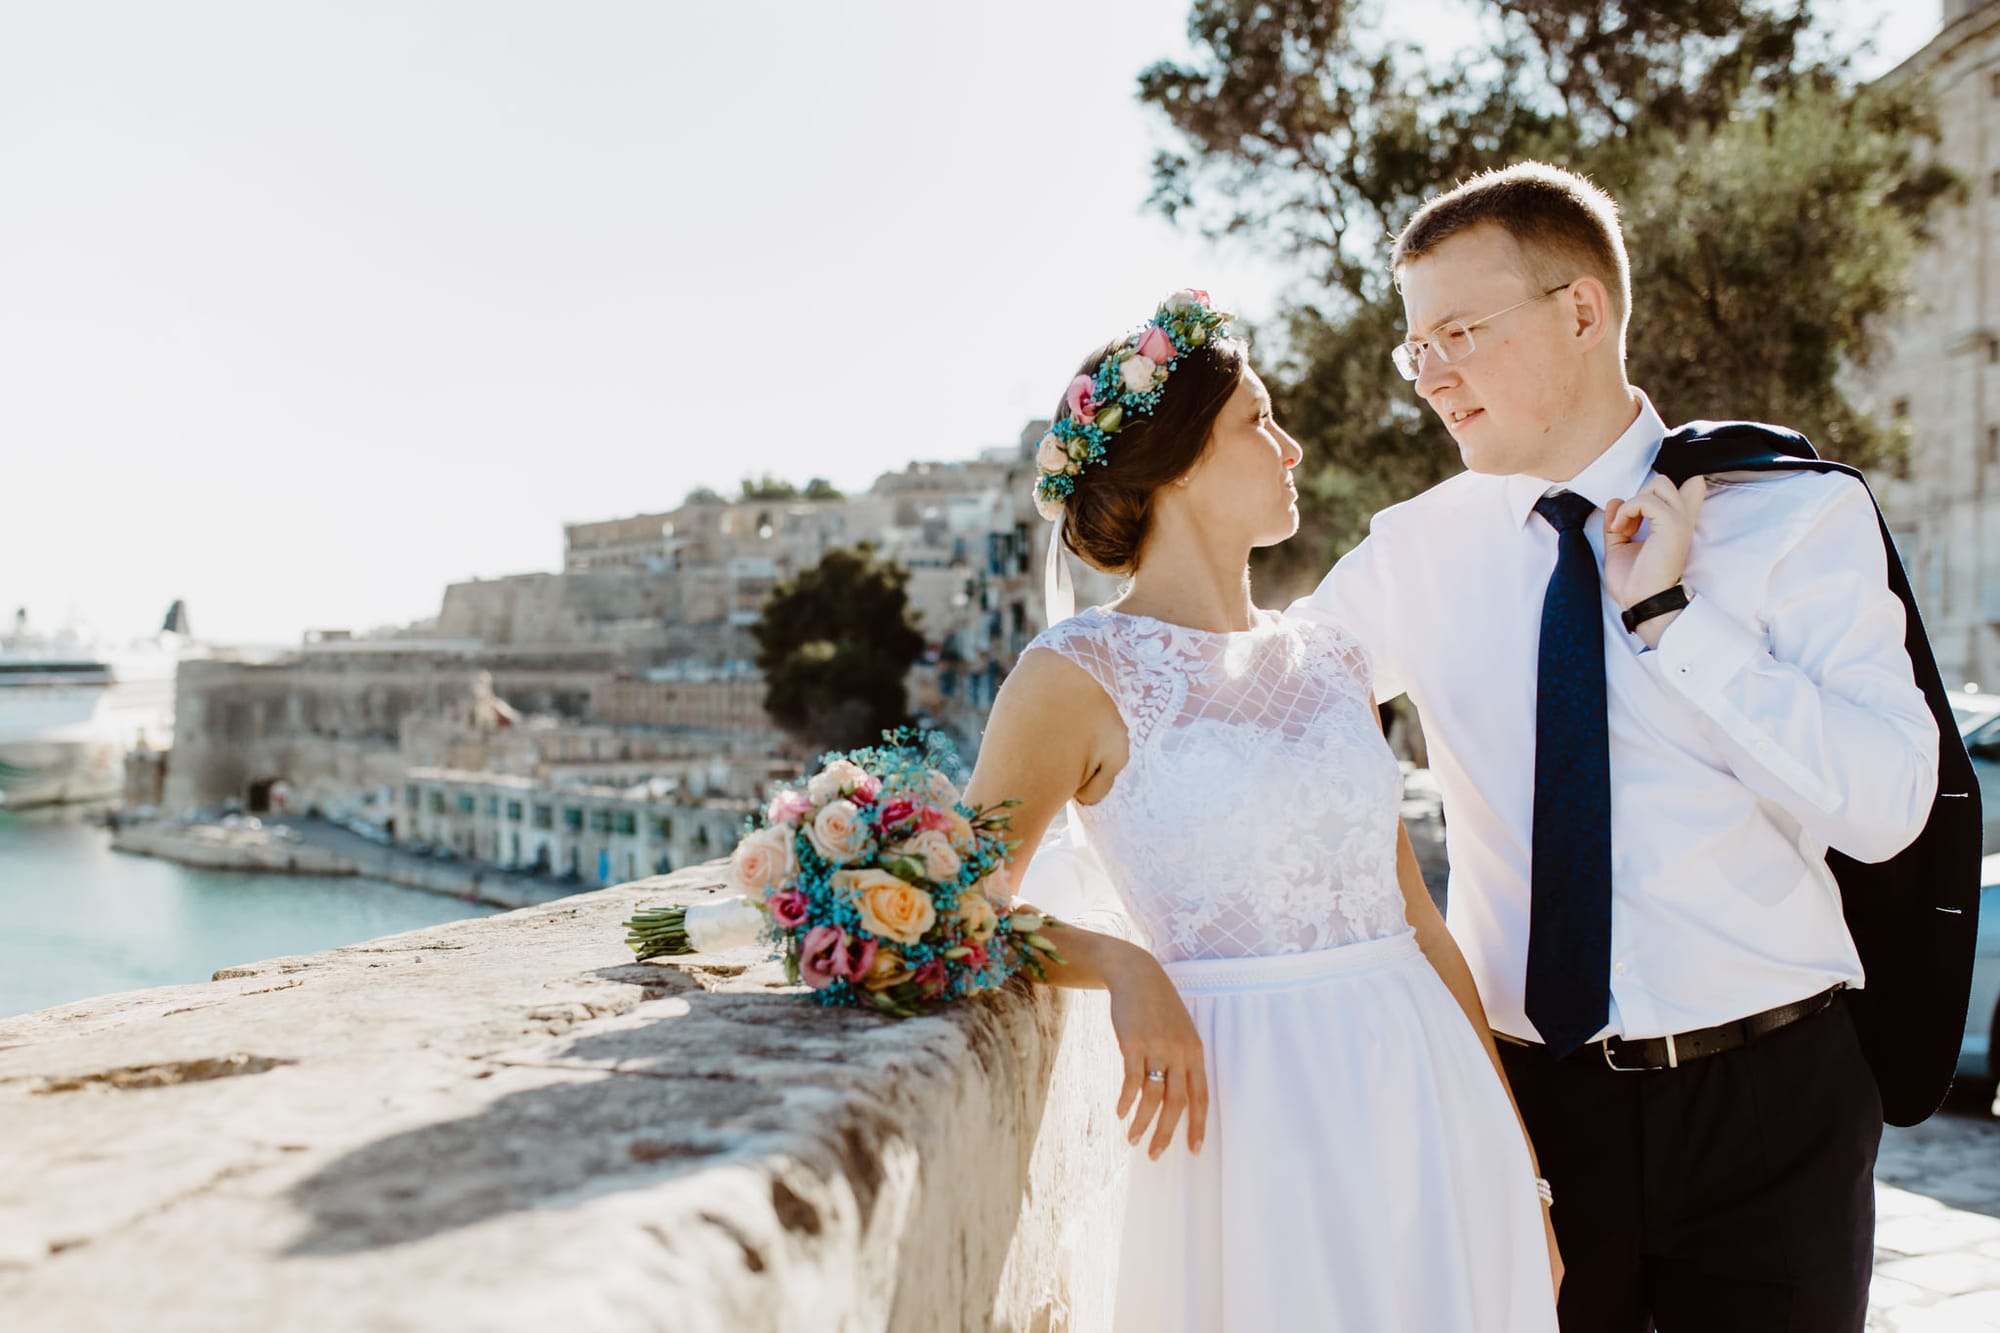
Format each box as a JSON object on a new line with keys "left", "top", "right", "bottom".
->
{"left": 1652, "top": 420, "right": 1981, "bottom": 1127}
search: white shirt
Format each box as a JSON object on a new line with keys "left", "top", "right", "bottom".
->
{"left": 1290, "top": 391, "right": 1941, "bottom": 1043}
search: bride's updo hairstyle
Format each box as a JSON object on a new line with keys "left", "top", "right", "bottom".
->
{"left": 1033, "top": 290, "right": 1245, "bottom": 576}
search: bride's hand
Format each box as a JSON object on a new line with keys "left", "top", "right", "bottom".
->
{"left": 1104, "top": 946, "right": 1208, "bottom": 1159}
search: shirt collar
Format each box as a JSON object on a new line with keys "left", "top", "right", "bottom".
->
{"left": 1504, "top": 389, "right": 1667, "bottom": 529}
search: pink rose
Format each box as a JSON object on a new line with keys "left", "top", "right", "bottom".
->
{"left": 1064, "top": 375, "right": 1097, "bottom": 424}
{"left": 766, "top": 789, "right": 811, "bottom": 827}
{"left": 878, "top": 797, "right": 918, "bottom": 831}
{"left": 800, "top": 924, "right": 844, "bottom": 990}
{"left": 1136, "top": 325, "right": 1175, "bottom": 364}
{"left": 911, "top": 958, "right": 948, "bottom": 999}
{"left": 851, "top": 772, "right": 882, "bottom": 805}
{"left": 1189, "top": 288, "right": 1210, "bottom": 305}
{"left": 917, "top": 804, "right": 955, "bottom": 834}
{"left": 767, "top": 890, "right": 809, "bottom": 927}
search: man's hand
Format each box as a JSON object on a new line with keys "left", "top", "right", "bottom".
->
{"left": 1603, "top": 476, "right": 1707, "bottom": 647}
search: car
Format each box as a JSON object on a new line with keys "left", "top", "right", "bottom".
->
{"left": 1950, "top": 691, "right": 2000, "bottom": 856}
{"left": 1957, "top": 854, "right": 2000, "bottom": 1098}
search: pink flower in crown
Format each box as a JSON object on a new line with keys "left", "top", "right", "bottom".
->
{"left": 1189, "top": 288, "right": 1210, "bottom": 305}
{"left": 766, "top": 789, "right": 812, "bottom": 828}
{"left": 1136, "top": 325, "right": 1175, "bottom": 364}
{"left": 1065, "top": 375, "right": 1098, "bottom": 424}
{"left": 767, "top": 889, "right": 810, "bottom": 928}
{"left": 799, "top": 925, "right": 845, "bottom": 990}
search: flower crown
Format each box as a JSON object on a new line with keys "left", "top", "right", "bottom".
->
{"left": 1033, "top": 289, "right": 1236, "bottom": 521}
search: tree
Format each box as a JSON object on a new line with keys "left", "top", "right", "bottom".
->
{"left": 683, "top": 485, "right": 724, "bottom": 505}
{"left": 803, "top": 477, "right": 845, "bottom": 501}
{"left": 1139, "top": 0, "right": 1957, "bottom": 590}
{"left": 752, "top": 545, "right": 925, "bottom": 752}
{"left": 740, "top": 475, "right": 801, "bottom": 501}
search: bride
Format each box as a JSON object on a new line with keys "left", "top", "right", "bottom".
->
{"left": 961, "top": 291, "right": 1561, "bottom": 1331}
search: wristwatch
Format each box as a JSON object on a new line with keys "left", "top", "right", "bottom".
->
{"left": 1620, "top": 584, "right": 1690, "bottom": 634}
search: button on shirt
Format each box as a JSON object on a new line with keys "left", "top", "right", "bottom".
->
{"left": 1289, "top": 391, "right": 1940, "bottom": 1042}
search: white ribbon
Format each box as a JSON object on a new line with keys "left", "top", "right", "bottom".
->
{"left": 1043, "top": 517, "right": 1075, "bottom": 626}
{"left": 682, "top": 895, "right": 768, "bottom": 952}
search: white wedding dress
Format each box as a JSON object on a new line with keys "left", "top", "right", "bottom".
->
{"left": 1024, "top": 606, "right": 1556, "bottom": 1333}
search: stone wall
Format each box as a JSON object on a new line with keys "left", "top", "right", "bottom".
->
{"left": 0, "top": 865, "right": 1130, "bottom": 1332}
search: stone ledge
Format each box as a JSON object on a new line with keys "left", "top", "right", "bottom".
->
{"left": 0, "top": 865, "right": 1127, "bottom": 1332}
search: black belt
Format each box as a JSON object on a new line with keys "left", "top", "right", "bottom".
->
{"left": 1500, "top": 986, "right": 1845, "bottom": 1072}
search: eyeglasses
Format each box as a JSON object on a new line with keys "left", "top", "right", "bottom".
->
{"left": 1390, "top": 283, "right": 1575, "bottom": 381}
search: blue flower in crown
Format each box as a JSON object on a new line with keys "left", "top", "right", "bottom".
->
{"left": 1033, "top": 288, "right": 1236, "bottom": 521}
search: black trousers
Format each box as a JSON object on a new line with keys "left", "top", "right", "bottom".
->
{"left": 1497, "top": 996, "right": 1882, "bottom": 1333}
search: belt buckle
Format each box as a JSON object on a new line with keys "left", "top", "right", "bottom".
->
{"left": 1600, "top": 1033, "right": 1676, "bottom": 1072}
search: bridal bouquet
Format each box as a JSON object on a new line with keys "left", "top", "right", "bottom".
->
{"left": 622, "top": 730, "right": 1064, "bottom": 1017}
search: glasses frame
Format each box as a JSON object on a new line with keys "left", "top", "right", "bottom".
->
{"left": 1391, "top": 282, "right": 1576, "bottom": 381}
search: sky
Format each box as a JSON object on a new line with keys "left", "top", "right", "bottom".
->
{"left": 1, "top": 0, "right": 1936, "bottom": 646}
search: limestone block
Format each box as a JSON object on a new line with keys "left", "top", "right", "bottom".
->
{"left": 0, "top": 866, "right": 1129, "bottom": 1332}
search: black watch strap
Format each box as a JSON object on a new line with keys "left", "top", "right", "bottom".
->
{"left": 1621, "top": 584, "right": 1690, "bottom": 634}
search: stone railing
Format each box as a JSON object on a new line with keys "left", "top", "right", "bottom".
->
{"left": 0, "top": 866, "right": 1130, "bottom": 1332}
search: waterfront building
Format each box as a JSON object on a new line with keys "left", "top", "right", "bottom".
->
{"left": 401, "top": 766, "right": 751, "bottom": 887}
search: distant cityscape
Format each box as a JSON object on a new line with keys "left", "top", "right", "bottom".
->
{"left": 88, "top": 420, "right": 1116, "bottom": 891}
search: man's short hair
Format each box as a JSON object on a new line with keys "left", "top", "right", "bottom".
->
{"left": 1392, "top": 162, "right": 1631, "bottom": 339}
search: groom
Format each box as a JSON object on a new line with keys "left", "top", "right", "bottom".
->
{"left": 1293, "top": 162, "right": 1966, "bottom": 1331}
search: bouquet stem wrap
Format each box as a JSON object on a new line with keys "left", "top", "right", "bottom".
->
{"left": 625, "top": 895, "right": 767, "bottom": 959}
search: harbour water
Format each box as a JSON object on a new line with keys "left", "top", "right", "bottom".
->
{"left": 0, "top": 806, "right": 501, "bottom": 1018}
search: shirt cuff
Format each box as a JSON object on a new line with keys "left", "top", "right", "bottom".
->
{"left": 1642, "top": 592, "right": 1762, "bottom": 708}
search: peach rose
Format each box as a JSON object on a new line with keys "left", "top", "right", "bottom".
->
{"left": 955, "top": 892, "right": 999, "bottom": 945}
{"left": 860, "top": 946, "right": 913, "bottom": 992}
{"left": 836, "top": 868, "right": 938, "bottom": 946}
{"left": 805, "top": 799, "right": 871, "bottom": 866}
{"left": 892, "top": 829, "right": 961, "bottom": 883}
{"left": 925, "top": 770, "right": 960, "bottom": 807}
{"left": 728, "top": 826, "right": 796, "bottom": 896}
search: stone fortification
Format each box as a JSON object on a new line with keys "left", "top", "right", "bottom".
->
{"left": 0, "top": 866, "right": 1129, "bottom": 1332}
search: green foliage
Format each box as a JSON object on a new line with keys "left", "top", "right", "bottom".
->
{"left": 753, "top": 545, "right": 926, "bottom": 752}
{"left": 740, "top": 474, "right": 801, "bottom": 501}
{"left": 683, "top": 485, "right": 725, "bottom": 505}
{"left": 1143, "top": 0, "right": 1958, "bottom": 597}
{"left": 803, "top": 477, "right": 845, "bottom": 501}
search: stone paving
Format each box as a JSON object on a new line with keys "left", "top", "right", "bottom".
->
{"left": 1870, "top": 1084, "right": 2000, "bottom": 1330}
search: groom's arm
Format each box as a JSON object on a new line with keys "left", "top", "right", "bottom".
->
{"left": 1286, "top": 526, "right": 1408, "bottom": 703}
{"left": 1644, "top": 475, "right": 1939, "bottom": 863}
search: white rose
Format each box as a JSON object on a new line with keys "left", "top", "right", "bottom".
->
{"left": 728, "top": 826, "right": 796, "bottom": 895}
{"left": 1166, "top": 289, "right": 1201, "bottom": 312}
{"left": 807, "top": 758, "right": 867, "bottom": 805}
{"left": 1035, "top": 433, "right": 1068, "bottom": 473}
{"left": 1119, "top": 353, "right": 1159, "bottom": 395}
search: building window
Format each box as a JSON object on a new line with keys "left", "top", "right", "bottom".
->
{"left": 533, "top": 804, "right": 554, "bottom": 830}
{"left": 1991, "top": 69, "right": 2000, "bottom": 98}
{"left": 457, "top": 794, "right": 476, "bottom": 814}
{"left": 1988, "top": 426, "right": 1999, "bottom": 465}
{"left": 429, "top": 791, "right": 445, "bottom": 814}
{"left": 507, "top": 800, "right": 524, "bottom": 822}
{"left": 651, "top": 816, "right": 674, "bottom": 840}
{"left": 590, "top": 809, "right": 613, "bottom": 833}
{"left": 563, "top": 807, "right": 584, "bottom": 832}
{"left": 486, "top": 796, "right": 500, "bottom": 817}
{"left": 614, "top": 811, "right": 637, "bottom": 836}
{"left": 405, "top": 785, "right": 418, "bottom": 808}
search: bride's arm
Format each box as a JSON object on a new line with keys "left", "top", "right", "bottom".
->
{"left": 964, "top": 647, "right": 1208, "bottom": 1158}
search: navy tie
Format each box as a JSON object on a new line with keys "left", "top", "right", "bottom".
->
{"left": 1526, "top": 491, "right": 1613, "bottom": 1056}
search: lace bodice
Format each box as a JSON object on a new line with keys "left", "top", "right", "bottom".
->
{"left": 1024, "top": 606, "right": 1409, "bottom": 963}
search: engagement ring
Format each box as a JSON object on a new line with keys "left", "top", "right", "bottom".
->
{"left": 1146, "top": 1069, "right": 1166, "bottom": 1083}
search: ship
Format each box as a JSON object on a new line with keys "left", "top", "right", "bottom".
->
{"left": 0, "top": 602, "right": 191, "bottom": 808}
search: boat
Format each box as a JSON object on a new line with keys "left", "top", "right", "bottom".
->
{"left": 0, "top": 603, "right": 191, "bottom": 809}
